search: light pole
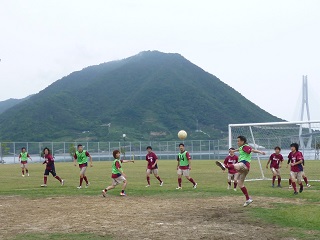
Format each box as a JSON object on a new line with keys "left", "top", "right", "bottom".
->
{"left": 122, "top": 134, "right": 126, "bottom": 159}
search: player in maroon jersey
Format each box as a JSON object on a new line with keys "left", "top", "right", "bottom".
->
{"left": 266, "top": 146, "right": 283, "bottom": 187}
{"left": 223, "top": 148, "right": 239, "bottom": 191}
{"left": 41, "top": 147, "right": 64, "bottom": 187}
{"left": 287, "top": 150, "right": 311, "bottom": 188}
{"left": 288, "top": 143, "right": 304, "bottom": 195}
{"left": 145, "top": 146, "right": 163, "bottom": 187}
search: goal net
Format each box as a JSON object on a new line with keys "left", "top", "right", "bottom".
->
{"left": 228, "top": 120, "right": 320, "bottom": 182}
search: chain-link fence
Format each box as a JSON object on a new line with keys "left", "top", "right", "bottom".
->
{"left": 0, "top": 140, "right": 230, "bottom": 164}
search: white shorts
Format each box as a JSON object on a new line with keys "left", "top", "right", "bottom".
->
{"left": 146, "top": 169, "right": 159, "bottom": 175}
{"left": 112, "top": 176, "right": 126, "bottom": 186}
{"left": 290, "top": 171, "right": 302, "bottom": 182}
{"left": 177, "top": 168, "right": 190, "bottom": 176}
{"left": 271, "top": 167, "right": 281, "bottom": 176}
{"left": 228, "top": 173, "right": 239, "bottom": 181}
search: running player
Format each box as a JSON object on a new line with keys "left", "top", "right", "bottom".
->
{"left": 41, "top": 147, "right": 64, "bottom": 187}
{"left": 289, "top": 143, "right": 304, "bottom": 195}
{"left": 73, "top": 144, "right": 93, "bottom": 189}
{"left": 145, "top": 146, "right": 163, "bottom": 187}
{"left": 216, "top": 136, "right": 265, "bottom": 207}
{"left": 18, "top": 147, "right": 32, "bottom": 177}
{"left": 102, "top": 149, "right": 134, "bottom": 197}
{"left": 223, "top": 148, "right": 239, "bottom": 191}
{"left": 266, "top": 146, "right": 283, "bottom": 187}
{"left": 287, "top": 152, "right": 293, "bottom": 188}
{"left": 176, "top": 143, "right": 197, "bottom": 189}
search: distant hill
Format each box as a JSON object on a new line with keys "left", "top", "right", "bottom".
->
{"left": 0, "top": 51, "right": 283, "bottom": 141}
{"left": 0, "top": 95, "right": 32, "bottom": 115}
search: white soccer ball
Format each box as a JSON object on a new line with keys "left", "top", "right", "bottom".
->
{"left": 178, "top": 130, "right": 187, "bottom": 140}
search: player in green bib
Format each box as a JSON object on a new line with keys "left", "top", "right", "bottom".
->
{"left": 216, "top": 136, "right": 265, "bottom": 207}
{"left": 102, "top": 149, "right": 134, "bottom": 197}
{"left": 176, "top": 143, "right": 197, "bottom": 189}
{"left": 73, "top": 144, "right": 93, "bottom": 189}
{"left": 18, "top": 147, "right": 32, "bottom": 177}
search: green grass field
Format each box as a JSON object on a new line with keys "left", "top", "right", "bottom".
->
{"left": 1, "top": 160, "right": 320, "bottom": 239}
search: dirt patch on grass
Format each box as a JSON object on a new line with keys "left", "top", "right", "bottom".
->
{"left": 0, "top": 195, "right": 300, "bottom": 240}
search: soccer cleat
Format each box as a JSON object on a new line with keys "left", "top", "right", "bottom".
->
{"left": 294, "top": 191, "right": 298, "bottom": 195}
{"left": 299, "top": 185, "right": 303, "bottom": 193}
{"left": 176, "top": 186, "right": 182, "bottom": 190}
{"left": 145, "top": 185, "right": 151, "bottom": 187}
{"left": 102, "top": 190, "right": 107, "bottom": 197}
{"left": 306, "top": 184, "right": 311, "bottom": 188}
{"left": 40, "top": 184, "right": 47, "bottom": 187}
{"left": 215, "top": 161, "right": 226, "bottom": 171}
{"left": 193, "top": 183, "right": 197, "bottom": 189}
{"left": 27, "top": 173, "right": 30, "bottom": 177}
{"left": 160, "top": 181, "right": 164, "bottom": 187}
{"left": 233, "top": 188, "right": 237, "bottom": 191}
{"left": 120, "top": 192, "right": 126, "bottom": 196}
{"left": 272, "top": 184, "right": 275, "bottom": 188}
{"left": 61, "top": 180, "right": 64, "bottom": 186}
{"left": 243, "top": 199, "right": 253, "bottom": 207}
{"left": 85, "top": 182, "right": 90, "bottom": 188}
{"left": 22, "top": 175, "right": 25, "bottom": 177}
{"left": 77, "top": 186, "right": 82, "bottom": 189}
{"left": 277, "top": 185, "right": 282, "bottom": 188}
{"left": 289, "top": 185, "right": 293, "bottom": 189}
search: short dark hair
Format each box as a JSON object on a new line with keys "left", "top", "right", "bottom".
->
{"left": 43, "top": 147, "right": 51, "bottom": 154}
{"left": 77, "top": 144, "right": 83, "bottom": 148}
{"left": 274, "top": 146, "right": 281, "bottom": 151}
{"left": 21, "top": 147, "right": 26, "bottom": 151}
{"left": 229, "top": 147, "right": 235, "bottom": 150}
{"left": 146, "top": 146, "right": 152, "bottom": 150}
{"left": 290, "top": 143, "right": 299, "bottom": 151}
{"left": 179, "top": 143, "right": 185, "bottom": 147}
{"left": 113, "top": 149, "right": 120, "bottom": 159}
{"left": 237, "top": 135, "right": 247, "bottom": 144}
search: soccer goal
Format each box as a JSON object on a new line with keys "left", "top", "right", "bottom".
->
{"left": 228, "top": 120, "right": 320, "bottom": 182}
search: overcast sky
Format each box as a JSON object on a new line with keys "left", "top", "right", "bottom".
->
{"left": 1, "top": 0, "right": 320, "bottom": 121}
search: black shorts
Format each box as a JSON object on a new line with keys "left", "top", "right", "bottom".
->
{"left": 44, "top": 167, "right": 57, "bottom": 177}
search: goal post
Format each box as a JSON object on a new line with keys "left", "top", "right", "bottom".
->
{"left": 228, "top": 120, "right": 320, "bottom": 181}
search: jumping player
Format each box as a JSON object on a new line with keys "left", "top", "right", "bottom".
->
{"left": 102, "top": 149, "right": 134, "bottom": 197}
{"left": 41, "top": 147, "right": 64, "bottom": 187}
{"left": 176, "top": 143, "right": 197, "bottom": 189}
{"left": 73, "top": 144, "right": 93, "bottom": 189}
{"left": 145, "top": 146, "right": 163, "bottom": 187}
{"left": 223, "top": 148, "right": 239, "bottom": 191}
{"left": 216, "top": 136, "right": 265, "bottom": 207}
{"left": 18, "top": 147, "right": 32, "bottom": 177}
{"left": 266, "top": 146, "right": 283, "bottom": 187}
{"left": 289, "top": 143, "right": 304, "bottom": 195}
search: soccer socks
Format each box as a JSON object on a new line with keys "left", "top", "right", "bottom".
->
{"left": 188, "top": 178, "right": 196, "bottom": 185}
{"left": 289, "top": 179, "right": 292, "bottom": 186}
{"left": 156, "top": 176, "right": 162, "bottom": 183}
{"left": 44, "top": 176, "right": 48, "bottom": 184}
{"left": 79, "top": 177, "right": 84, "bottom": 186}
{"left": 272, "top": 176, "right": 276, "bottom": 185}
{"left": 278, "top": 177, "right": 281, "bottom": 185}
{"left": 303, "top": 176, "right": 308, "bottom": 185}
{"left": 234, "top": 182, "right": 238, "bottom": 188}
{"left": 147, "top": 176, "right": 150, "bottom": 185}
{"left": 240, "top": 187, "right": 250, "bottom": 200}
{"left": 292, "top": 182, "right": 297, "bottom": 192}
{"left": 178, "top": 178, "right": 182, "bottom": 187}
{"left": 228, "top": 181, "right": 231, "bottom": 186}
{"left": 26, "top": 169, "right": 28, "bottom": 174}
{"left": 55, "top": 176, "right": 62, "bottom": 182}
{"left": 83, "top": 176, "right": 89, "bottom": 184}
{"left": 22, "top": 170, "right": 25, "bottom": 175}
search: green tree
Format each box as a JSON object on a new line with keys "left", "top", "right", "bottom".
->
{"left": 69, "top": 144, "right": 76, "bottom": 161}
{"left": 0, "top": 142, "right": 10, "bottom": 162}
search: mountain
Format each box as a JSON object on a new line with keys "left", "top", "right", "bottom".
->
{"left": 0, "top": 95, "right": 32, "bottom": 115}
{"left": 0, "top": 51, "right": 283, "bottom": 141}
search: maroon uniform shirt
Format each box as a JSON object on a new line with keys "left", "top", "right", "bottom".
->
{"left": 44, "top": 154, "right": 55, "bottom": 170}
{"left": 146, "top": 152, "right": 158, "bottom": 169}
{"left": 224, "top": 155, "right": 238, "bottom": 174}
{"left": 269, "top": 153, "right": 283, "bottom": 169}
{"left": 290, "top": 151, "right": 304, "bottom": 172}
{"left": 112, "top": 160, "right": 124, "bottom": 178}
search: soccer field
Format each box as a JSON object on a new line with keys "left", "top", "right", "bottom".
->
{"left": 1, "top": 160, "right": 319, "bottom": 240}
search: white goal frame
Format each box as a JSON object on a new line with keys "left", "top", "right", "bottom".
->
{"left": 228, "top": 120, "right": 320, "bottom": 181}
